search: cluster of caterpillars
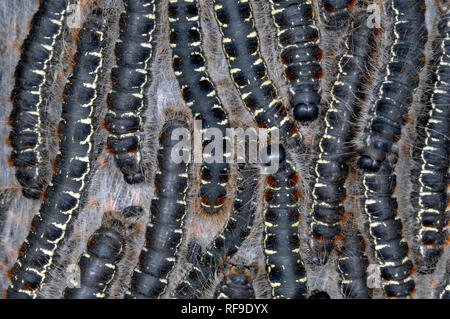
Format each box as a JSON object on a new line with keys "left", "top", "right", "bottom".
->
{"left": 8, "top": 0, "right": 69, "bottom": 199}
{"left": 7, "top": 7, "right": 106, "bottom": 298}
{"left": 310, "top": 11, "right": 376, "bottom": 261}
{"left": 2, "top": 0, "right": 449, "bottom": 299}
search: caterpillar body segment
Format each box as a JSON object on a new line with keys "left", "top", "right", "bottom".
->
{"left": 8, "top": 0, "right": 69, "bottom": 199}
{"left": 337, "top": 231, "right": 370, "bottom": 299}
{"left": 320, "top": 0, "right": 357, "bottom": 29}
{"left": 105, "top": 0, "right": 156, "bottom": 184}
{"left": 214, "top": 263, "right": 257, "bottom": 299}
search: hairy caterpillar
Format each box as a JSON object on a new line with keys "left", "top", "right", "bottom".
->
{"left": 168, "top": 0, "right": 230, "bottom": 215}
{"left": 126, "top": 119, "right": 189, "bottom": 299}
{"left": 363, "top": 160, "right": 415, "bottom": 298}
{"left": 213, "top": 263, "right": 257, "bottom": 299}
{"left": 310, "top": 14, "right": 375, "bottom": 261}
{"left": 264, "top": 155, "right": 308, "bottom": 299}
{"left": 63, "top": 220, "right": 126, "bottom": 299}
{"left": 320, "top": 0, "right": 357, "bottom": 29}
{"left": 269, "top": 0, "right": 322, "bottom": 122}
{"left": 337, "top": 230, "right": 371, "bottom": 299}
{"left": 6, "top": 9, "right": 105, "bottom": 299}
{"left": 175, "top": 164, "right": 259, "bottom": 298}
{"left": 213, "top": 0, "right": 301, "bottom": 146}
{"left": 358, "top": 0, "right": 427, "bottom": 172}
{"left": 8, "top": 0, "right": 69, "bottom": 199}
{"left": 414, "top": 11, "right": 449, "bottom": 269}
{"left": 104, "top": 0, "right": 156, "bottom": 184}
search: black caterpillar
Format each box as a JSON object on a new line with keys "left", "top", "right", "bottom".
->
{"left": 8, "top": 0, "right": 69, "bottom": 199}
{"left": 175, "top": 164, "right": 259, "bottom": 298}
{"left": 213, "top": 263, "right": 257, "bottom": 299}
{"left": 269, "top": 0, "right": 322, "bottom": 122}
{"left": 63, "top": 219, "right": 126, "bottom": 299}
{"left": 168, "top": 0, "right": 230, "bottom": 215}
{"left": 363, "top": 160, "right": 415, "bottom": 298}
{"left": 310, "top": 15, "right": 375, "bottom": 261}
{"left": 264, "top": 156, "right": 308, "bottom": 299}
{"left": 337, "top": 230, "right": 371, "bottom": 299}
{"left": 105, "top": 0, "right": 156, "bottom": 184}
{"left": 320, "top": 0, "right": 357, "bottom": 29}
{"left": 6, "top": 9, "right": 105, "bottom": 299}
{"left": 358, "top": 0, "right": 427, "bottom": 172}
{"left": 213, "top": 0, "right": 301, "bottom": 145}
{"left": 414, "top": 11, "right": 449, "bottom": 269}
{"left": 126, "top": 119, "right": 190, "bottom": 299}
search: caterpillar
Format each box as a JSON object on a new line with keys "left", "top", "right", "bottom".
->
{"left": 8, "top": 0, "right": 69, "bottom": 199}
{"left": 269, "top": 0, "right": 322, "bottom": 122}
{"left": 263, "top": 153, "right": 308, "bottom": 299}
{"left": 168, "top": 0, "right": 230, "bottom": 215}
{"left": 363, "top": 160, "right": 415, "bottom": 298}
{"left": 310, "top": 15, "right": 375, "bottom": 261}
{"left": 414, "top": 11, "right": 449, "bottom": 269}
{"left": 212, "top": 0, "right": 302, "bottom": 146}
{"left": 126, "top": 119, "right": 190, "bottom": 299}
{"left": 6, "top": 9, "right": 105, "bottom": 299}
{"left": 175, "top": 164, "right": 259, "bottom": 298}
{"left": 63, "top": 220, "right": 126, "bottom": 299}
{"left": 320, "top": 0, "right": 357, "bottom": 29}
{"left": 337, "top": 230, "right": 371, "bottom": 299}
{"left": 309, "top": 290, "right": 331, "bottom": 299}
{"left": 358, "top": 0, "right": 427, "bottom": 172}
{"left": 104, "top": 0, "right": 156, "bottom": 184}
{"left": 213, "top": 263, "right": 257, "bottom": 299}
